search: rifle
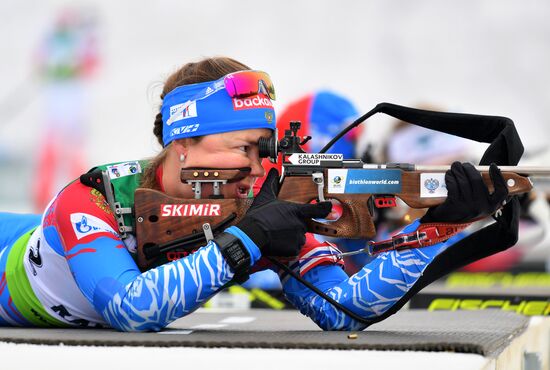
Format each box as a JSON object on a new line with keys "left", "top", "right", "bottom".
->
{"left": 134, "top": 104, "right": 550, "bottom": 271}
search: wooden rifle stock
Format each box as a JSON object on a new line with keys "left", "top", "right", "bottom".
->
{"left": 134, "top": 166, "right": 541, "bottom": 270}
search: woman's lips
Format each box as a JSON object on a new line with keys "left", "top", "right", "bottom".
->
{"left": 235, "top": 183, "right": 251, "bottom": 199}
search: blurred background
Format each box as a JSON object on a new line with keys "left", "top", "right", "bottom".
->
{"left": 1, "top": 0, "right": 550, "bottom": 307}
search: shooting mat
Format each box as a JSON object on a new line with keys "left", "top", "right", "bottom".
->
{"left": 0, "top": 309, "right": 528, "bottom": 356}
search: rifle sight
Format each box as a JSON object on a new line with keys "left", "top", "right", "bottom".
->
{"left": 258, "top": 121, "right": 308, "bottom": 163}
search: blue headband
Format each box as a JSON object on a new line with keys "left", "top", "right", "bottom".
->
{"left": 161, "top": 78, "right": 276, "bottom": 147}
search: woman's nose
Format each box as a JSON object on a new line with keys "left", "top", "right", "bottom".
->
{"left": 250, "top": 156, "right": 266, "bottom": 178}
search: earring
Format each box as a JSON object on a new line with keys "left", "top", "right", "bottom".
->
{"left": 179, "top": 153, "right": 186, "bottom": 163}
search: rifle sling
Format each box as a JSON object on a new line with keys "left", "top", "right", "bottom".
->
{"left": 368, "top": 221, "right": 474, "bottom": 256}
{"left": 375, "top": 102, "right": 524, "bottom": 166}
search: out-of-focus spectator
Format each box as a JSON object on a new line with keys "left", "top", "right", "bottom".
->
{"left": 386, "top": 124, "right": 475, "bottom": 165}
{"left": 253, "top": 90, "right": 360, "bottom": 193}
{"left": 32, "top": 7, "right": 99, "bottom": 211}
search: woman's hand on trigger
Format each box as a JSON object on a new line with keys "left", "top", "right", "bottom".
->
{"left": 236, "top": 168, "right": 332, "bottom": 257}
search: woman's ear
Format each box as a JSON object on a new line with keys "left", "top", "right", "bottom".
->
{"left": 172, "top": 139, "right": 189, "bottom": 154}
{"left": 172, "top": 139, "right": 189, "bottom": 162}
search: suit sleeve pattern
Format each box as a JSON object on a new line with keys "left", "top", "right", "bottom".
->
{"left": 52, "top": 182, "right": 261, "bottom": 331}
{"left": 281, "top": 220, "right": 456, "bottom": 330}
{"left": 96, "top": 242, "right": 234, "bottom": 331}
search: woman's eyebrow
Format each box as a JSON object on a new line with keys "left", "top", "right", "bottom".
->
{"left": 231, "top": 138, "right": 256, "bottom": 147}
{"left": 242, "top": 136, "right": 261, "bottom": 145}
{"left": 234, "top": 132, "right": 269, "bottom": 145}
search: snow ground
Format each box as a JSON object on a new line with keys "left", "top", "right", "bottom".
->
{"left": 0, "top": 342, "right": 489, "bottom": 370}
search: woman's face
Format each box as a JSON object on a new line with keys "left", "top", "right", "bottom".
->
{"left": 170, "top": 128, "right": 273, "bottom": 199}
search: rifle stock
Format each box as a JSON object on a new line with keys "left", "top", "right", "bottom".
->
{"left": 134, "top": 188, "right": 253, "bottom": 269}
{"left": 134, "top": 166, "right": 538, "bottom": 270}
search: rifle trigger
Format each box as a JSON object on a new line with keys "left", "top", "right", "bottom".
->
{"left": 202, "top": 223, "right": 214, "bottom": 242}
{"left": 312, "top": 173, "right": 325, "bottom": 202}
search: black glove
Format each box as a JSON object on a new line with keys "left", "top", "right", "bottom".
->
{"left": 236, "top": 168, "right": 332, "bottom": 257}
{"left": 493, "top": 195, "right": 520, "bottom": 246}
{"left": 420, "top": 162, "right": 508, "bottom": 224}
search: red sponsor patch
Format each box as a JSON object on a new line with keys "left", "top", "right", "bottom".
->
{"left": 161, "top": 204, "right": 221, "bottom": 217}
{"left": 166, "top": 249, "right": 198, "bottom": 261}
{"left": 232, "top": 95, "right": 273, "bottom": 110}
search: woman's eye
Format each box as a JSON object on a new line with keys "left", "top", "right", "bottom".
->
{"left": 239, "top": 146, "right": 248, "bottom": 153}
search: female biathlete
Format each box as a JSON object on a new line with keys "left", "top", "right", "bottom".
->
{"left": 0, "top": 57, "right": 518, "bottom": 331}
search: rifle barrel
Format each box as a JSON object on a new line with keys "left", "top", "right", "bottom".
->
{"left": 413, "top": 165, "right": 550, "bottom": 176}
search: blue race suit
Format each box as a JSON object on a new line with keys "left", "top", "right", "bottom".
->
{"left": 0, "top": 163, "right": 461, "bottom": 332}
